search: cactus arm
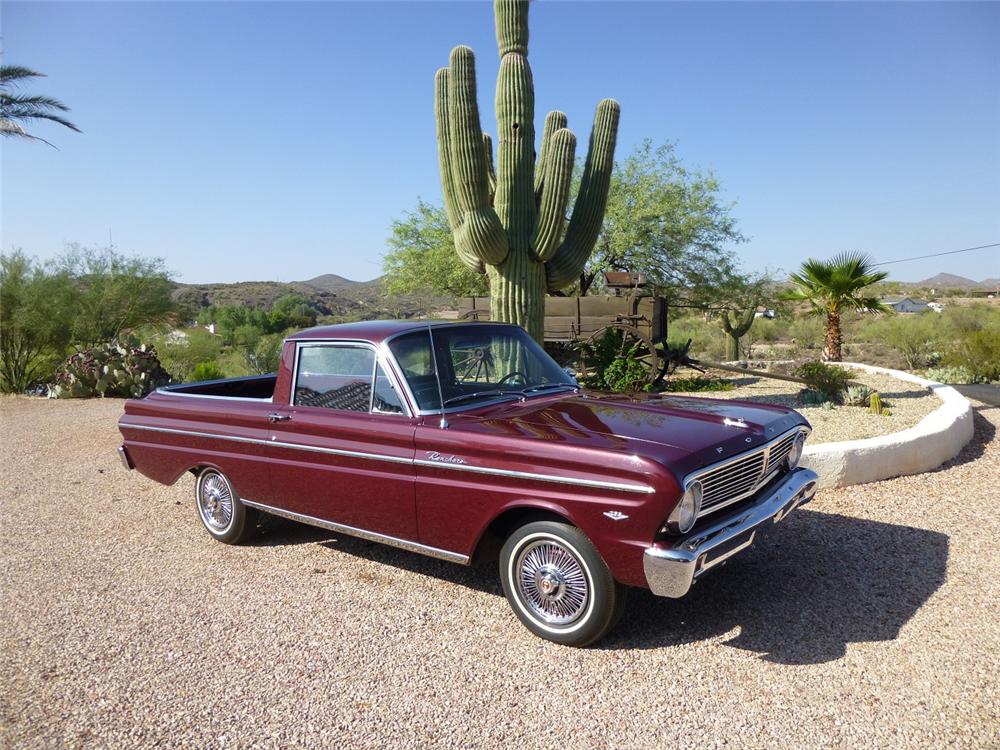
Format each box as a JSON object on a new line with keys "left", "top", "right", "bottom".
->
{"left": 482, "top": 133, "right": 497, "bottom": 200}
{"left": 544, "top": 98, "right": 620, "bottom": 291}
{"left": 434, "top": 68, "right": 460, "bottom": 231}
{"left": 447, "top": 45, "right": 509, "bottom": 266}
{"left": 532, "top": 128, "right": 576, "bottom": 261}
{"left": 494, "top": 52, "right": 536, "bottom": 254}
{"left": 535, "top": 110, "right": 568, "bottom": 195}
{"left": 495, "top": 0, "right": 529, "bottom": 56}
{"left": 435, "top": 68, "right": 482, "bottom": 271}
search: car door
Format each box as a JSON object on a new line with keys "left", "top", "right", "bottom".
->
{"left": 265, "top": 341, "right": 418, "bottom": 541}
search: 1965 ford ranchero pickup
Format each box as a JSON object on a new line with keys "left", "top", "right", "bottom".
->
{"left": 118, "top": 320, "right": 818, "bottom": 646}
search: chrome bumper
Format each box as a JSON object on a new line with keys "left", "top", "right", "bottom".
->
{"left": 643, "top": 468, "right": 818, "bottom": 598}
{"left": 117, "top": 445, "right": 133, "bottom": 471}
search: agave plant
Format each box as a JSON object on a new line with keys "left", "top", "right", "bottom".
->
{"left": 1, "top": 65, "right": 80, "bottom": 146}
{"left": 783, "top": 252, "right": 890, "bottom": 361}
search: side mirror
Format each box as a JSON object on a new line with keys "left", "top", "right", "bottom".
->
{"left": 563, "top": 367, "right": 579, "bottom": 385}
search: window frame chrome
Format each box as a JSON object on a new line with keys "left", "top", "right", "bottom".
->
{"left": 382, "top": 322, "right": 577, "bottom": 417}
{"left": 289, "top": 339, "right": 412, "bottom": 418}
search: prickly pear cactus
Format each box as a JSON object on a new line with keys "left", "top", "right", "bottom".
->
{"left": 52, "top": 338, "right": 171, "bottom": 398}
{"left": 435, "top": 0, "right": 620, "bottom": 341}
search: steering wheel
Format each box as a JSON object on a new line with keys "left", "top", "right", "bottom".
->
{"left": 498, "top": 371, "right": 528, "bottom": 385}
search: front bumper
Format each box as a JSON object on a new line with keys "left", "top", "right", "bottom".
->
{"left": 117, "top": 445, "right": 133, "bottom": 471}
{"left": 643, "top": 467, "right": 818, "bottom": 598}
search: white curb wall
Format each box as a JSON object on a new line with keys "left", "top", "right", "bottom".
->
{"left": 800, "top": 363, "right": 975, "bottom": 489}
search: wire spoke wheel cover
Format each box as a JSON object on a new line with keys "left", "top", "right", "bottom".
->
{"left": 197, "top": 471, "right": 235, "bottom": 532}
{"left": 514, "top": 538, "right": 590, "bottom": 627}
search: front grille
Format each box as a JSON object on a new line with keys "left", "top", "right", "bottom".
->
{"left": 699, "top": 451, "right": 766, "bottom": 510}
{"left": 691, "top": 428, "right": 805, "bottom": 516}
{"left": 765, "top": 431, "right": 799, "bottom": 474}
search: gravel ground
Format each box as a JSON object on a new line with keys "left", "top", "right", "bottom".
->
{"left": 2, "top": 395, "right": 997, "bottom": 749}
{"left": 674, "top": 369, "right": 939, "bottom": 444}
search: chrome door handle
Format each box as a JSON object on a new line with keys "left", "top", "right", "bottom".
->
{"left": 267, "top": 413, "right": 291, "bottom": 423}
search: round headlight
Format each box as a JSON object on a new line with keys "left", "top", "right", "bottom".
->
{"left": 787, "top": 431, "right": 806, "bottom": 469}
{"left": 666, "top": 480, "right": 703, "bottom": 535}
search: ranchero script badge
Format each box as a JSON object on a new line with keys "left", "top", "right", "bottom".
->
{"left": 426, "top": 451, "right": 467, "bottom": 465}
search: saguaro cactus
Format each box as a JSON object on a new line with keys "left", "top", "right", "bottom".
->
{"left": 435, "top": 0, "right": 620, "bottom": 341}
{"left": 720, "top": 308, "right": 756, "bottom": 361}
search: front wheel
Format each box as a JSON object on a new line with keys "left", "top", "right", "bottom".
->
{"left": 500, "top": 521, "right": 627, "bottom": 647}
{"left": 195, "top": 468, "right": 257, "bottom": 544}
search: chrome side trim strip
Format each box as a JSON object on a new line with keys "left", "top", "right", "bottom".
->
{"left": 119, "top": 423, "right": 655, "bottom": 494}
{"left": 412, "top": 458, "right": 655, "bottom": 494}
{"left": 122, "top": 423, "right": 264, "bottom": 445}
{"left": 240, "top": 499, "right": 470, "bottom": 565}
{"left": 119, "top": 424, "right": 412, "bottom": 465}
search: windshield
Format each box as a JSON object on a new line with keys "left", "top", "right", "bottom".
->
{"left": 387, "top": 324, "right": 575, "bottom": 412}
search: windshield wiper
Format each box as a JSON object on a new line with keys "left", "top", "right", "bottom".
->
{"left": 519, "top": 382, "right": 578, "bottom": 396}
{"left": 441, "top": 390, "right": 523, "bottom": 407}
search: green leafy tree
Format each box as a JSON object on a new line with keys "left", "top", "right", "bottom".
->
{"left": 783, "top": 252, "right": 890, "bottom": 362}
{"left": 581, "top": 140, "right": 746, "bottom": 299}
{"left": 269, "top": 293, "right": 318, "bottom": 331}
{"left": 55, "top": 245, "right": 175, "bottom": 346}
{"left": 1, "top": 65, "right": 80, "bottom": 146}
{"left": 0, "top": 252, "right": 76, "bottom": 391}
{"left": 242, "top": 333, "right": 284, "bottom": 375}
{"left": 382, "top": 199, "right": 488, "bottom": 298}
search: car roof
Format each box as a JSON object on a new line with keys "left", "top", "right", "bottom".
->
{"left": 285, "top": 319, "right": 517, "bottom": 345}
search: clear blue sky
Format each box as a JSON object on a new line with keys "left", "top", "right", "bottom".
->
{"left": 3, "top": 1, "right": 998, "bottom": 284}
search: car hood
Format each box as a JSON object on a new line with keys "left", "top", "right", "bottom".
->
{"left": 456, "top": 391, "right": 808, "bottom": 474}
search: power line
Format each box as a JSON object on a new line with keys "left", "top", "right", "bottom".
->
{"left": 872, "top": 242, "right": 1000, "bottom": 267}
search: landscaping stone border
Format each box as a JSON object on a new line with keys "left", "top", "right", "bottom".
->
{"left": 800, "top": 363, "right": 975, "bottom": 489}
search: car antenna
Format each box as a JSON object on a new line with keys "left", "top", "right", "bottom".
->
{"left": 427, "top": 315, "right": 448, "bottom": 429}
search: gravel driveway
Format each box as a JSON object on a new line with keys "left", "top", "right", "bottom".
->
{"left": 2, "top": 396, "right": 997, "bottom": 748}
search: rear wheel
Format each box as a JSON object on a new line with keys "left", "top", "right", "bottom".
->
{"left": 195, "top": 468, "right": 257, "bottom": 544}
{"left": 499, "top": 521, "right": 627, "bottom": 647}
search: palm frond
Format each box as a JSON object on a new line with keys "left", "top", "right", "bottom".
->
{"left": 1, "top": 93, "right": 72, "bottom": 111}
{"left": 849, "top": 295, "right": 892, "bottom": 315}
{"left": 0, "top": 65, "right": 46, "bottom": 88}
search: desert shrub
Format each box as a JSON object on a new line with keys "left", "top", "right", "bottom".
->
{"left": 668, "top": 314, "right": 726, "bottom": 361}
{"left": 242, "top": 333, "right": 284, "bottom": 375}
{"left": 661, "top": 377, "right": 734, "bottom": 393}
{"left": 787, "top": 317, "right": 824, "bottom": 352}
{"left": 924, "top": 365, "right": 973, "bottom": 384}
{"left": 578, "top": 330, "right": 647, "bottom": 392}
{"left": 794, "top": 361, "right": 852, "bottom": 403}
{"left": 602, "top": 345, "right": 648, "bottom": 392}
{"left": 191, "top": 362, "right": 227, "bottom": 382}
{"left": 944, "top": 329, "right": 1000, "bottom": 383}
{"left": 866, "top": 313, "right": 942, "bottom": 370}
{"left": 844, "top": 384, "right": 876, "bottom": 406}
{"left": 155, "top": 328, "right": 223, "bottom": 381}
{"left": 52, "top": 339, "right": 171, "bottom": 398}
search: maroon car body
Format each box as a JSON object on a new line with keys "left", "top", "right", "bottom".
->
{"left": 118, "top": 321, "right": 818, "bottom": 644}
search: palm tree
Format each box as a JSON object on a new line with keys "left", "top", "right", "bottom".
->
{"left": 1, "top": 65, "right": 80, "bottom": 146}
{"left": 783, "top": 251, "right": 890, "bottom": 361}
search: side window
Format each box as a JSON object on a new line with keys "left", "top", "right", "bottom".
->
{"left": 295, "top": 346, "right": 374, "bottom": 412}
{"left": 372, "top": 363, "right": 405, "bottom": 414}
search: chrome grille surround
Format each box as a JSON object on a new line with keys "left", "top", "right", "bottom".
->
{"left": 684, "top": 426, "right": 811, "bottom": 518}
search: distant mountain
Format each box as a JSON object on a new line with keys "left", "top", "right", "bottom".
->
{"left": 979, "top": 278, "right": 1000, "bottom": 288}
{"left": 300, "top": 273, "right": 382, "bottom": 293}
{"left": 913, "top": 273, "right": 980, "bottom": 288}
{"left": 171, "top": 272, "right": 448, "bottom": 321}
